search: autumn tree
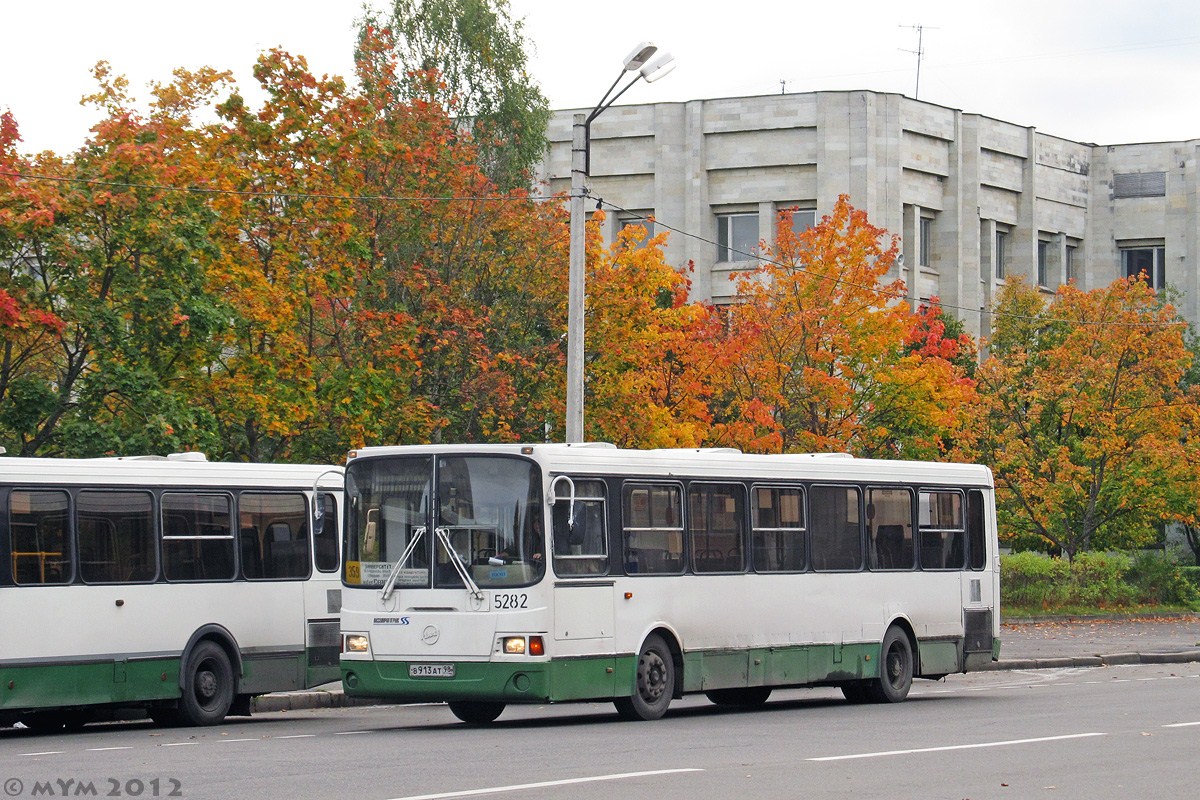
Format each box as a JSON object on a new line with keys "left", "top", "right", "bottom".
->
{"left": 711, "top": 196, "right": 977, "bottom": 457}
{"left": 582, "top": 215, "right": 723, "bottom": 447}
{"left": 970, "top": 276, "right": 1199, "bottom": 561}
{"left": 179, "top": 29, "right": 567, "bottom": 460}
{"left": 362, "top": 0, "right": 550, "bottom": 190}
{"left": 342, "top": 28, "right": 566, "bottom": 448}
{"left": 0, "top": 112, "right": 68, "bottom": 451}
{"left": 0, "top": 68, "right": 229, "bottom": 456}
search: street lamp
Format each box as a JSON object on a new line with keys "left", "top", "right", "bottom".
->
{"left": 565, "top": 43, "right": 676, "bottom": 444}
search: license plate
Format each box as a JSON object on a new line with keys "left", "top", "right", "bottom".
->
{"left": 409, "top": 663, "right": 455, "bottom": 678}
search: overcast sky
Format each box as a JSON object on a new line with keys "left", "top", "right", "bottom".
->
{"left": 3, "top": 0, "right": 1198, "bottom": 156}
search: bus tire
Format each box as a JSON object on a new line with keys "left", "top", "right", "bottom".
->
{"left": 705, "top": 687, "right": 772, "bottom": 707}
{"left": 614, "top": 634, "right": 674, "bottom": 721}
{"left": 447, "top": 701, "right": 505, "bottom": 724}
{"left": 867, "top": 626, "right": 913, "bottom": 703}
{"left": 178, "top": 641, "right": 235, "bottom": 726}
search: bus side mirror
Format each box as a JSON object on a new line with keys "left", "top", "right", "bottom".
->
{"left": 549, "top": 475, "right": 577, "bottom": 530}
{"left": 311, "top": 468, "right": 343, "bottom": 537}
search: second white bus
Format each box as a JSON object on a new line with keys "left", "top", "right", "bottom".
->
{"left": 339, "top": 443, "right": 999, "bottom": 722}
{"left": 0, "top": 454, "right": 343, "bottom": 729}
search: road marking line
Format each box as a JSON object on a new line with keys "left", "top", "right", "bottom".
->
{"left": 807, "top": 733, "right": 1106, "bottom": 762}
{"left": 275, "top": 734, "right": 316, "bottom": 739}
{"left": 218, "top": 738, "right": 259, "bottom": 743}
{"left": 334, "top": 730, "right": 373, "bottom": 735}
{"left": 386, "top": 768, "right": 705, "bottom": 800}
{"left": 87, "top": 746, "right": 133, "bottom": 751}
{"left": 1163, "top": 721, "right": 1200, "bottom": 728}
{"left": 20, "top": 751, "right": 65, "bottom": 756}
{"left": 161, "top": 742, "right": 197, "bottom": 747}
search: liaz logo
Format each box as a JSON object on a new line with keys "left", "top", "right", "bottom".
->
{"left": 373, "top": 616, "right": 411, "bottom": 625}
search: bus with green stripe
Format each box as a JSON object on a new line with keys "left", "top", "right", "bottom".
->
{"left": 0, "top": 454, "right": 343, "bottom": 730}
{"left": 339, "top": 443, "right": 999, "bottom": 723}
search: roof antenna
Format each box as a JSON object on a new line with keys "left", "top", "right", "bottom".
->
{"left": 899, "top": 24, "right": 938, "bottom": 99}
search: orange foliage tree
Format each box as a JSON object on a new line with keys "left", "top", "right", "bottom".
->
{"left": 969, "top": 276, "right": 1200, "bottom": 560}
{"left": 189, "top": 28, "right": 568, "bottom": 460}
{"left": 710, "top": 196, "right": 977, "bottom": 457}
{"left": 0, "top": 67, "right": 230, "bottom": 456}
{"left": 582, "top": 215, "right": 723, "bottom": 447}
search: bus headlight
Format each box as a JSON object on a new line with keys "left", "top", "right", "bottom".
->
{"left": 501, "top": 636, "right": 545, "bottom": 656}
{"left": 344, "top": 634, "right": 370, "bottom": 653}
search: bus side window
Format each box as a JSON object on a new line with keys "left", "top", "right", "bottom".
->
{"left": 867, "top": 487, "right": 914, "bottom": 571}
{"left": 240, "top": 492, "right": 311, "bottom": 580}
{"left": 810, "top": 485, "right": 862, "bottom": 572}
{"left": 162, "top": 493, "right": 235, "bottom": 582}
{"left": 967, "top": 490, "right": 987, "bottom": 571}
{"left": 752, "top": 486, "right": 806, "bottom": 572}
{"left": 552, "top": 479, "right": 608, "bottom": 576}
{"left": 78, "top": 490, "right": 155, "bottom": 583}
{"left": 918, "top": 490, "right": 965, "bottom": 570}
{"left": 689, "top": 483, "right": 745, "bottom": 573}
{"left": 9, "top": 490, "right": 72, "bottom": 585}
{"left": 622, "top": 484, "right": 685, "bottom": 575}
{"left": 314, "top": 493, "right": 339, "bottom": 572}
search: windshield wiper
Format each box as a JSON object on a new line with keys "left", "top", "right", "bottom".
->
{"left": 434, "top": 526, "right": 484, "bottom": 600}
{"left": 380, "top": 526, "right": 426, "bottom": 602}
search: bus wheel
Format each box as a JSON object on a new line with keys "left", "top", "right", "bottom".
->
{"left": 447, "top": 701, "right": 505, "bottom": 725}
{"left": 614, "top": 634, "right": 674, "bottom": 721}
{"left": 867, "top": 626, "right": 913, "bottom": 703}
{"left": 705, "top": 687, "right": 772, "bottom": 707}
{"left": 178, "top": 641, "right": 235, "bottom": 726}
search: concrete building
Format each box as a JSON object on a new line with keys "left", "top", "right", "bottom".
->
{"left": 536, "top": 91, "right": 1200, "bottom": 336}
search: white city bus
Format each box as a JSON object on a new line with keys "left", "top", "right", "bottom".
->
{"left": 0, "top": 454, "right": 343, "bottom": 730}
{"left": 339, "top": 444, "right": 999, "bottom": 723}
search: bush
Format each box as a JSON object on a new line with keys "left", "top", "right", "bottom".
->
{"left": 1180, "top": 566, "right": 1200, "bottom": 591}
{"left": 1001, "top": 551, "right": 1069, "bottom": 609}
{"left": 1000, "top": 550, "right": 1199, "bottom": 611}
{"left": 1127, "top": 551, "right": 1200, "bottom": 606}
{"left": 1070, "top": 551, "right": 1136, "bottom": 607}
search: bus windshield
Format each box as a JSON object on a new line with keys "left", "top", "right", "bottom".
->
{"left": 346, "top": 455, "right": 545, "bottom": 589}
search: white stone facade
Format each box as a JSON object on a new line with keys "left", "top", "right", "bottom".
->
{"left": 536, "top": 91, "right": 1200, "bottom": 337}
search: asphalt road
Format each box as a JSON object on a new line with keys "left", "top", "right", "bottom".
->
{"left": 3, "top": 660, "right": 1198, "bottom": 800}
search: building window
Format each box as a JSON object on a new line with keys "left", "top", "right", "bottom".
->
{"left": 1113, "top": 172, "right": 1166, "bottom": 199}
{"left": 919, "top": 217, "right": 933, "bottom": 268}
{"left": 1065, "top": 244, "right": 1077, "bottom": 283}
{"left": 1121, "top": 246, "right": 1166, "bottom": 290}
{"left": 716, "top": 212, "right": 759, "bottom": 263}
{"left": 618, "top": 215, "right": 655, "bottom": 249}
{"left": 995, "top": 229, "right": 1008, "bottom": 280}
{"left": 788, "top": 209, "right": 815, "bottom": 235}
{"left": 1037, "top": 241, "right": 1049, "bottom": 287}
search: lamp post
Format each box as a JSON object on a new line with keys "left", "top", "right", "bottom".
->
{"left": 565, "top": 43, "right": 676, "bottom": 444}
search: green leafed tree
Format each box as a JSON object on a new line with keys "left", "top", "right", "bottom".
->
{"left": 969, "top": 276, "right": 1200, "bottom": 561}
{"left": 363, "top": 0, "right": 550, "bottom": 190}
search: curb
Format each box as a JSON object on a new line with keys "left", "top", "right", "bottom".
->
{"left": 252, "top": 688, "right": 380, "bottom": 713}
{"left": 1002, "top": 612, "right": 1200, "bottom": 625}
{"left": 252, "top": 649, "right": 1200, "bottom": 710}
{"left": 982, "top": 649, "right": 1200, "bottom": 671}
